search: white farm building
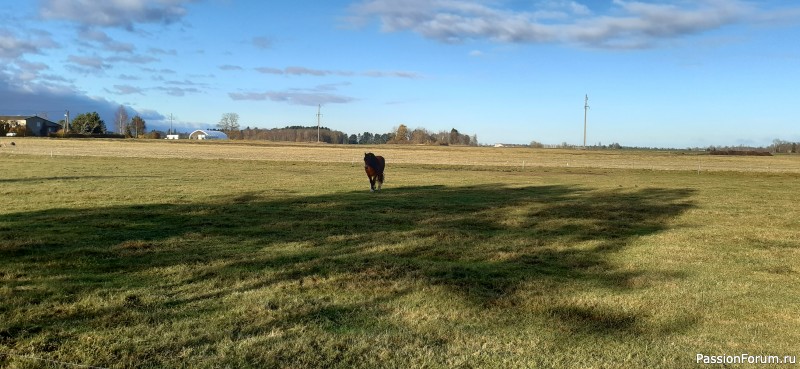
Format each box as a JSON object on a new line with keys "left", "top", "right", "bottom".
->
{"left": 189, "top": 130, "right": 228, "bottom": 140}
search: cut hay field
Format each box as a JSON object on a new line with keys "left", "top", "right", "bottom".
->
{"left": 3, "top": 137, "right": 800, "bottom": 172}
{"left": 1, "top": 138, "right": 799, "bottom": 368}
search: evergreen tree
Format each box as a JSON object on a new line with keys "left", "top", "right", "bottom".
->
{"left": 71, "top": 112, "right": 107, "bottom": 134}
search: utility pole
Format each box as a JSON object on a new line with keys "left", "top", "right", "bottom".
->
{"left": 64, "top": 110, "right": 70, "bottom": 134}
{"left": 169, "top": 113, "right": 174, "bottom": 135}
{"left": 316, "top": 104, "right": 322, "bottom": 143}
{"left": 583, "top": 94, "right": 589, "bottom": 148}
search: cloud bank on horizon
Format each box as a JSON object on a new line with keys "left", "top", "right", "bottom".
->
{"left": 1, "top": 0, "right": 799, "bottom": 146}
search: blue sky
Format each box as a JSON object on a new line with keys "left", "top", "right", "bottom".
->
{"left": 1, "top": 0, "right": 799, "bottom": 147}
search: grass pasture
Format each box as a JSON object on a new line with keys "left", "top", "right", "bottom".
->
{"left": 1, "top": 138, "right": 799, "bottom": 368}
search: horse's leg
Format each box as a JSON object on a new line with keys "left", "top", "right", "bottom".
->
{"left": 369, "top": 176, "right": 375, "bottom": 192}
{"left": 377, "top": 174, "right": 383, "bottom": 191}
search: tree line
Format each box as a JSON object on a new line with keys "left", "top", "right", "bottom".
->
{"left": 239, "top": 126, "right": 348, "bottom": 144}
{"left": 55, "top": 107, "right": 149, "bottom": 138}
{"left": 53, "top": 106, "right": 147, "bottom": 137}
{"left": 238, "top": 124, "right": 479, "bottom": 146}
{"left": 687, "top": 139, "right": 798, "bottom": 153}
{"left": 382, "top": 124, "right": 478, "bottom": 146}
{"left": 345, "top": 125, "right": 478, "bottom": 146}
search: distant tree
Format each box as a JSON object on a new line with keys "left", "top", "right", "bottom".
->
{"left": 377, "top": 133, "right": 392, "bottom": 144}
{"left": 359, "top": 132, "right": 374, "bottom": 144}
{"left": 114, "top": 105, "right": 129, "bottom": 135}
{"left": 530, "top": 141, "right": 544, "bottom": 148}
{"left": 390, "top": 124, "right": 410, "bottom": 144}
{"left": 771, "top": 138, "right": 797, "bottom": 154}
{"left": 217, "top": 113, "right": 240, "bottom": 137}
{"left": 131, "top": 115, "right": 146, "bottom": 137}
{"left": 348, "top": 134, "right": 358, "bottom": 144}
{"left": 409, "top": 128, "right": 432, "bottom": 144}
{"left": 10, "top": 124, "right": 27, "bottom": 136}
{"left": 773, "top": 139, "right": 783, "bottom": 153}
{"left": 71, "top": 112, "right": 107, "bottom": 134}
{"left": 0, "top": 120, "right": 9, "bottom": 136}
{"left": 449, "top": 128, "right": 460, "bottom": 145}
{"left": 470, "top": 134, "right": 478, "bottom": 146}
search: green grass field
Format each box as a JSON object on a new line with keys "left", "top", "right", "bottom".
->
{"left": 1, "top": 139, "right": 799, "bottom": 368}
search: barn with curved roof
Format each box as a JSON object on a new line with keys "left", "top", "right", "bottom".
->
{"left": 189, "top": 130, "right": 228, "bottom": 140}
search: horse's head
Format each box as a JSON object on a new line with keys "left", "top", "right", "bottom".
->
{"left": 364, "top": 152, "right": 375, "bottom": 162}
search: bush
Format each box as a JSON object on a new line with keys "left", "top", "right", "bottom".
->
{"left": 709, "top": 150, "right": 772, "bottom": 156}
{"left": 49, "top": 133, "right": 126, "bottom": 139}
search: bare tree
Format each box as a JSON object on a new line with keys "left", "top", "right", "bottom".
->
{"left": 217, "top": 113, "right": 240, "bottom": 136}
{"left": 114, "top": 105, "right": 129, "bottom": 135}
{"left": 410, "top": 128, "right": 433, "bottom": 144}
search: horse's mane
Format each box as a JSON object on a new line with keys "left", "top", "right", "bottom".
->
{"left": 364, "top": 152, "right": 379, "bottom": 168}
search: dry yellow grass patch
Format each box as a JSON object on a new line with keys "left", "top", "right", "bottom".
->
{"left": 3, "top": 137, "right": 799, "bottom": 173}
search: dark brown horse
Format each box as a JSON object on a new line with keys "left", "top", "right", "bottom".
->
{"left": 363, "top": 152, "right": 385, "bottom": 192}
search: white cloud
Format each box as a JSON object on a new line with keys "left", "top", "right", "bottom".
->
{"left": 105, "top": 85, "right": 145, "bottom": 95}
{"left": 77, "top": 28, "right": 136, "bottom": 53}
{"left": 229, "top": 84, "right": 356, "bottom": 106}
{"left": 362, "top": 70, "right": 420, "bottom": 79}
{"left": 219, "top": 65, "right": 244, "bottom": 71}
{"left": 229, "top": 91, "right": 355, "bottom": 106}
{"left": 0, "top": 28, "right": 58, "bottom": 59}
{"left": 155, "top": 86, "right": 202, "bottom": 96}
{"left": 252, "top": 36, "right": 273, "bottom": 50}
{"left": 148, "top": 47, "right": 177, "bottom": 55}
{"left": 68, "top": 55, "right": 112, "bottom": 71}
{"left": 39, "top": 0, "right": 193, "bottom": 30}
{"left": 0, "top": 69, "right": 120, "bottom": 124}
{"left": 285, "top": 66, "right": 341, "bottom": 76}
{"left": 254, "top": 66, "right": 420, "bottom": 79}
{"left": 349, "top": 0, "right": 798, "bottom": 49}
{"left": 254, "top": 67, "right": 284, "bottom": 75}
{"left": 106, "top": 55, "right": 159, "bottom": 64}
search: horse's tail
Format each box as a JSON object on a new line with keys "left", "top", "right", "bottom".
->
{"left": 377, "top": 156, "right": 386, "bottom": 184}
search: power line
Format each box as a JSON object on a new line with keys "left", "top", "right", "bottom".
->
{"left": 316, "top": 104, "right": 322, "bottom": 143}
{"left": 583, "top": 94, "right": 590, "bottom": 148}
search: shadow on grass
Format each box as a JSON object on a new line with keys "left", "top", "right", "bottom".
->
{"left": 0, "top": 175, "right": 160, "bottom": 184}
{"left": 1, "top": 184, "right": 696, "bottom": 364}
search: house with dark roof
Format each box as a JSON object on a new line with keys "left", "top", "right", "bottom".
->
{"left": 0, "top": 116, "right": 63, "bottom": 137}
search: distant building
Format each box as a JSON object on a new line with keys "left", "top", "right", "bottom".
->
{"left": 0, "top": 115, "right": 62, "bottom": 137}
{"left": 189, "top": 129, "right": 228, "bottom": 140}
